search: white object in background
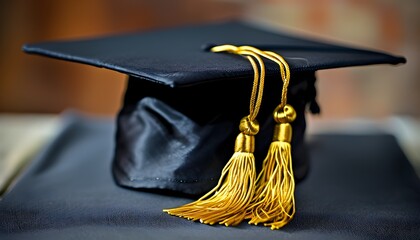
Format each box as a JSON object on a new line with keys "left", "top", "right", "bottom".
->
{"left": 0, "top": 114, "right": 59, "bottom": 198}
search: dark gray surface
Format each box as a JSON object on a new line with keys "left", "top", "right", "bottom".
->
{"left": 1, "top": 113, "right": 419, "bottom": 240}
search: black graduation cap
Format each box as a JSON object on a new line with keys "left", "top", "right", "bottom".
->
{"left": 23, "top": 21, "right": 405, "bottom": 229}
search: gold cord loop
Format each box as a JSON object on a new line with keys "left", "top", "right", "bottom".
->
{"left": 165, "top": 44, "right": 296, "bottom": 230}
{"left": 211, "top": 44, "right": 292, "bottom": 121}
{"left": 211, "top": 45, "right": 265, "bottom": 123}
{"left": 236, "top": 46, "right": 291, "bottom": 110}
{"left": 229, "top": 46, "right": 297, "bottom": 230}
{"left": 163, "top": 44, "right": 269, "bottom": 227}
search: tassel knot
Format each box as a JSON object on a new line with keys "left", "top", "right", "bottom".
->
{"left": 272, "top": 104, "right": 296, "bottom": 143}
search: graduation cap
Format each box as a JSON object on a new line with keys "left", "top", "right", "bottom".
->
{"left": 23, "top": 21, "right": 405, "bottom": 229}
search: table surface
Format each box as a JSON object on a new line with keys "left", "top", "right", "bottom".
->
{"left": 3, "top": 113, "right": 419, "bottom": 198}
{"left": 0, "top": 112, "right": 419, "bottom": 240}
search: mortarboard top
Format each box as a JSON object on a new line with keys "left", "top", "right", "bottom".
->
{"left": 23, "top": 21, "right": 405, "bottom": 87}
{"left": 23, "top": 20, "right": 406, "bottom": 229}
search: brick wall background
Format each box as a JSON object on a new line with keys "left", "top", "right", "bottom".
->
{"left": 0, "top": 0, "right": 418, "bottom": 119}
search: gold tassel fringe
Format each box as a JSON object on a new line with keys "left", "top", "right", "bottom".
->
{"left": 246, "top": 104, "right": 296, "bottom": 230}
{"left": 163, "top": 118, "right": 259, "bottom": 226}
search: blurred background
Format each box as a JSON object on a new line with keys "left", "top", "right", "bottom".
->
{"left": 0, "top": 0, "right": 418, "bottom": 118}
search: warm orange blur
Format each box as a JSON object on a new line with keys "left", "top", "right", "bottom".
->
{"left": 0, "top": 0, "right": 418, "bottom": 118}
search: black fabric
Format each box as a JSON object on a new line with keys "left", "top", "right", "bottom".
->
{"left": 22, "top": 20, "right": 406, "bottom": 197}
{"left": 1, "top": 113, "right": 419, "bottom": 240}
{"left": 113, "top": 73, "right": 312, "bottom": 195}
{"left": 23, "top": 21, "right": 405, "bottom": 87}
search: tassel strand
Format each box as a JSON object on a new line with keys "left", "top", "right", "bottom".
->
{"left": 246, "top": 104, "right": 297, "bottom": 230}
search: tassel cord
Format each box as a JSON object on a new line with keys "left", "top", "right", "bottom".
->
{"left": 163, "top": 45, "right": 267, "bottom": 226}
{"left": 164, "top": 45, "right": 297, "bottom": 229}
{"left": 238, "top": 46, "right": 290, "bottom": 110}
{"left": 238, "top": 46, "right": 296, "bottom": 230}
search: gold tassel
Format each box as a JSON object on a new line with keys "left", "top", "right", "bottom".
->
{"left": 163, "top": 45, "right": 266, "bottom": 226}
{"left": 164, "top": 118, "right": 258, "bottom": 226}
{"left": 241, "top": 47, "right": 297, "bottom": 230}
{"left": 246, "top": 104, "right": 297, "bottom": 230}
